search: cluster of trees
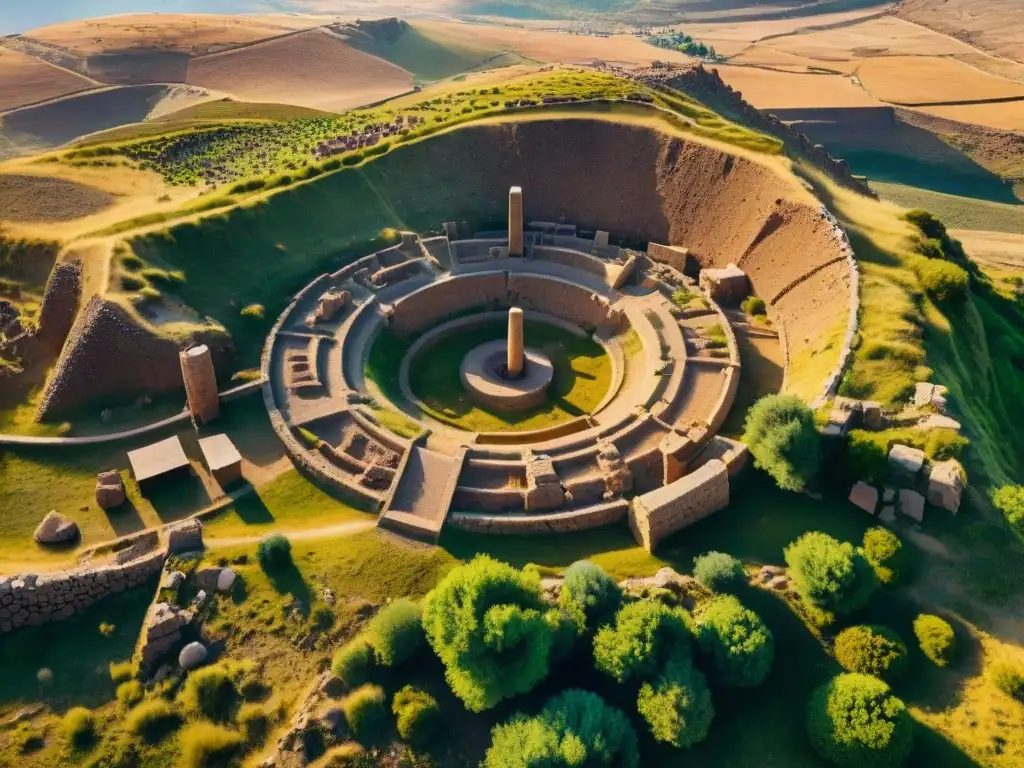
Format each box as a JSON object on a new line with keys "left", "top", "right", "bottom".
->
{"left": 648, "top": 31, "right": 718, "bottom": 59}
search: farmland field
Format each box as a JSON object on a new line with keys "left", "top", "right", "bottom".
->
{"left": 856, "top": 55, "right": 1024, "bottom": 106}
{"left": 0, "top": 47, "right": 95, "bottom": 112}
{"left": 712, "top": 64, "right": 880, "bottom": 108}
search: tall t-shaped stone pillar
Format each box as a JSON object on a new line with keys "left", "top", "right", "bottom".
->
{"left": 508, "top": 307, "right": 524, "bottom": 378}
{"left": 180, "top": 345, "right": 220, "bottom": 425}
{"left": 508, "top": 185, "right": 524, "bottom": 257}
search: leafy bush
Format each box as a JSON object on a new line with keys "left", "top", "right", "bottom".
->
{"left": 368, "top": 599, "right": 423, "bottom": 667}
{"left": 913, "top": 614, "right": 956, "bottom": 667}
{"left": 694, "top": 595, "right": 774, "bottom": 687}
{"left": 784, "top": 532, "right": 878, "bottom": 624}
{"left": 332, "top": 636, "right": 376, "bottom": 687}
{"left": 141, "top": 268, "right": 186, "bottom": 286}
{"left": 913, "top": 257, "right": 968, "bottom": 302}
{"left": 843, "top": 431, "right": 890, "bottom": 485}
{"left": 422, "top": 556, "right": 553, "bottom": 712}
{"left": 117, "top": 679, "right": 144, "bottom": 711}
{"left": 127, "top": 699, "right": 182, "bottom": 743}
{"left": 237, "top": 703, "right": 269, "bottom": 745}
{"left": 594, "top": 600, "right": 692, "bottom": 683}
{"left": 341, "top": 684, "right": 389, "bottom": 743}
{"left": 806, "top": 673, "right": 913, "bottom": 767}
{"left": 693, "top": 551, "right": 746, "bottom": 592}
{"left": 392, "top": 685, "right": 440, "bottom": 745}
{"left": 257, "top": 534, "right": 292, "bottom": 572}
{"left": 834, "top": 626, "right": 908, "bottom": 680}
{"left": 637, "top": 662, "right": 714, "bottom": 748}
{"left": 179, "top": 662, "right": 247, "bottom": 721}
{"left": 63, "top": 707, "right": 95, "bottom": 749}
{"left": 544, "top": 608, "right": 579, "bottom": 665}
{"left": 321, "top": 743, "right": 370, "bottom": 766}
{"left": 120, "top": 274, "right": 145, "bottom": 291}
{"left": 137, "top": 286, "right": 161, "bottom": 302}
{"left": 741, "top": 295, "right": 766, "bottom": 315}
{"left": 990, "top": 661, "right": 1024, "bottom": 702}
{"left": 905, "top": 209, "right": 946, "bottom": 241}
{"left": 178, "top": 722, "right": 245, "bottom": 768}
{"left": 993, "top": 485, "right": 1024, "bottom": 537}
{"left": 485, "top": 689, "right": 639, "bottom": 768}
{"left": 109, "top": 660, "right": 135, "bottom": 683}
{"left": 743, "top": 394, "right": 821, "bottom": 492}
{"left": 559, "top": 560, "right": 622, "bottom": 632}
{"left": 120, "top": 253, "right": 144, "bottom": 271}
{"left": 240, "top": 303, "right": 265, "bottom": 320}
{"left": 862, "top": 528, "right": 904, "bottom": 586}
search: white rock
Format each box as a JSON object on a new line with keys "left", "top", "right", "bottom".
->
{"left": 178, "top": 642, "right": 208, "bottom": 671}
{"left": 888, "top": 445, "right": 925, "bottom": 477}
{"left": 216, "top": 568, "right": 236, "bottom": 592}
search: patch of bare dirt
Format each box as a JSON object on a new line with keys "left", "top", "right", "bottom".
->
{"left": 0, "top": 174, "right": 113, "bottom": 223}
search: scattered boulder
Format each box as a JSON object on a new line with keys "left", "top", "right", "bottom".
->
{"left": 879, "top": 505, "right": 897, "bottom": 524}
{"left": 848, "top": 482, "right": 878, "bottom": 514}
{"left": 888, "top": 445, "right": 925, "bottom": 478}
{"left": 899, "top": 490, "right": 925, "bottom": 522}
{"left": 167, "top": 519, "right": 203, "bottom": 554}
{"left": 758, "top": 565, "right": 783, "bottom": 583}
{"left": 217, "top": 568, "right": 236, "bottom": 592}
{"left": 699, "top": 263, "right": 749, "bottom": 305}
{"left": 540, "top": 577, "right": 563, "bottom": 603}
{"left": 769, "top": 575, "right": 789, "bottom": 591}
{"left": 33, "top": 511, "right": 79, "bottom": 545}
{"left": 178, "top": 641, "right": 208, "bottom": 671}
{"left": 95, "top": 470, "right": 125, "bottom": 509}
{"left": 914, "top": 382, "right": 949, "bottom": 412}
{"left": 161, "top": 571, "right": 186, "bottom": 590}
{"left": 917, "top": 414, "right": 961, "bottom": 433}
{"left": 927, "top": 460, "right": 965, "bottom": 514}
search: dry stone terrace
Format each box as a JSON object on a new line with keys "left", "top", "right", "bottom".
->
{"left": 262, "top": 186, "right": 778, "bottom": 550}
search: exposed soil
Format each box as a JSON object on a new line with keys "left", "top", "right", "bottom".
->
{"left": 895, "top": 0, "right": 1024, "bottom": 65}
{"left": 186, "top": 28, "right": 415, "bottom": 113}
{"left": 0, "top": 47, "right": 95, "bottom": 112}
{"left": 0, "top": 174, "right": 113, "bottom": 223}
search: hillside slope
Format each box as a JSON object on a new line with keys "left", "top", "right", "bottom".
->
{"left": 896, "top": 0, "right": 1024, "bottom": 65}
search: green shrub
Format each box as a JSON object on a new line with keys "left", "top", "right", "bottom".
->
{"left": 990, "top": 661, "right": 1024, "bottom": 702}
{"left": 137, "top": 286, "right": 161, "bottom": 302}
{"left": 544, "top": 608, "right": 579, "bottom": 665}
{"left": 559, "top": 560, "right": 622, "bottom": 632}
{"left": 784, "top": 532, "right": 878, "bottom": 624}
{"left": 109, "top": 660, "right": 135, "bottom": 683}
{"left": 913, "top": 614, "right": 956, "bottom": 667}
{"left": 694, "top": 595, "right": 774, "bottom": 687}
{"left": 994, "top": 485, "right": 1024, "bottom": 537}
{"left": 743, "top": 394, "right": 821, "bottom": 492}
{"left": 120, "top": 274, "right": 145, "bottom": 291}
{"left": 422, "top": 556, "right": 552, "bottom": 712}
{"left": 126, "top": 699, "right": 182, "bottom": 743}
{"left": 834, "top": 625, "right": 908, "bottom": 680}
{"left": 392, "top": 685, "right": 440, "bottom": 745}
{"left": 904, "top": 209, "right": 947, "bottom": 241}
{"left": 310, "top": 604, "right": 335, "bottom": 630}
{"left": 179, "top": 662, "right": 244, "bottom": 721}
{"left": 862, "top": 528, "right": 904, "bottom": 586}
{"left": 116, "top": 680, "right": 144, "bottom": 711}
{"left": 240, "top": 303, "right": 265, "bottom": 320}
{"left": 120, "top": 253, "right": 144, "bottom": 271}
{"left": 321, "top": 743, "right": 370, "bottom": 766}
{"left": 741, "top": 295, "right": 766, "bottom": 315}
{"left": 237, "top": 703, "right": 269, "bottom": 745}
{"left": 806, "top": 673, "right": 913, "bottom": 767}
{"left": 342, "top": 153, "right": 364, "bottom": 166}
{"left": 637, "top": 661, "right": 714, "bottom": 749}
{"left": 178, "top": 722, "right": 245, "bottom": 768}
{"left": 693, "top": 551, "right": 745, "bottom": 592}
{"left": 843, "top": 431, "right": 890, "bottom": 485}
{"left": 257, "top": 534, "right": 292, "bottom": 572}
{"left": 913, "top": 257, "right": 968, "bottom": 302}
{"left": 341, "top": 684, "right": 389, "bottom": 743}
{"left": 594, "top": 600, "right": 692, "bottom": 683}
{"left": 322, "top": 159, "right": 342, "bottom": 171}
{"left": 62, "top": 707, "right": 95, "bottom": 750}
{"left": 485, "top": 689, "right": 639, "bottom": 768}
{"left": 141, "top": 267, "right": 186, "bottom": 286}
{"left": 332, "top": 636, "right": 376, "bottom": 687}
{"left": 368, "top": 599, "right": 423, "bottom": 667}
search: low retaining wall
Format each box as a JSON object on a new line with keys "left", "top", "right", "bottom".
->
{"left": 448, "top": 498, "right": 628, "bottom": 534}
{"left": 0, "top": 551, "right": 165, "bottom": 633}
{"left": 629, "top": 458, "right": 729, "bottom": 552}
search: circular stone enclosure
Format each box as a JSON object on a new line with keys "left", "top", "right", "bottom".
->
{"left": 460, "top": 340, "right": 554, "bottom": 412}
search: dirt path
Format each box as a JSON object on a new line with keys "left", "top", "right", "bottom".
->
{"left": 204, "top": 519, "right": 376, "bottom": 549}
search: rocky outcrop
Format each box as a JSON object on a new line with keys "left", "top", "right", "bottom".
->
{"left": 95, "top": 470, "right": 126, "bottom": 509}
{"left": 36, "top": 295, "right": 231, "bottom": 420}
{"left": 35, "top": 260, "right": 83, "bottom": 354}
{"left": 927, "top": 460, "right": 965, "bottom": 514}
{"left": 0, "top": 550, "right": 165, "bottom": 633}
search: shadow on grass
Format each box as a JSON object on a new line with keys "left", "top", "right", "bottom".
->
{"left": 230, "top": 492, "right": 274, "bottom": 525}
{"left": 106, "top": 498, "right": 147, "bottom": 538}
{"left": 266, "top": 562, "right": 313, "bottom": 617}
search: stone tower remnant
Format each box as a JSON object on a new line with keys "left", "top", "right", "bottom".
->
{"left": 508, "top": 186, "right": 524, "bottom": 257}
{"left": 507, "top": 307, "right": 524, "bottom": 378}
{"left": 180, "top": 344, "right": 219, "bottom": 425}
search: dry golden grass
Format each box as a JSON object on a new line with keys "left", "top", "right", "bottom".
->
{"left": 953, "top": 229, "right": 1024, "bottom": 270}
{"left": 185, "top": 29, "right": 414, "bottom": 113}
{"left": 0, "top": 48, "right": 96, "bottom": 112}
{"left": 915, "top": 101, "right": 1024, "bottom": 131}
{"left": 767, "top": 16, "right": 971, "bottom": 61}
{"left": 23, "top": 13, "right": 316, "bottom": 56}
{"left": 897, "top": 0, "right": 1024, "bottom": 65}
{"left": 727, "top": 45, "right": 857, "bottom": 75}
{"left": 856, "top": 55, "right": 1024, "bottom": 105}
{"left": 711, "top": 64, "right": 881, "bottom": 109}
{"left": 678, "top": 7, "right": 885, "bottom": 49}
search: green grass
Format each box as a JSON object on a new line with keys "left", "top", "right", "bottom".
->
{"left": 872, "top": 182, "right": 1024, "bottom": 234}
{"left": 368, "top": 320, "right": 612, "bottom": 433}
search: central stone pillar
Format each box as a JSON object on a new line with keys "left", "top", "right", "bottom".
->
{"left": 507, "top": 307, "right": 524, "bottom": 378}
{"left": 508, "top": 185, "right": 524, "bottom": 257}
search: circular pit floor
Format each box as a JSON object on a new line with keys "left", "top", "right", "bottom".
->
{"left": 460, "top": 340, "right": 554, "bottom": 411}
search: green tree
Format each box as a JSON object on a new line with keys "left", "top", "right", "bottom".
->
{"left": 862, "top": 528, "right": 905, "bottom": 586}
{"left": 422, "top": 556, "right": 553, "bottom": 712}
{"left": 743, "top": 394, "right": 821, "bottom": 492}
{"left": 693, "top": 551, "right": 746, "bottom": 592}
{"left": 637, "top": 661, "right": 714, "bottom": 748}
{"left": 993, "top": 485, "right": 1024, "bottom": 537}
{"left": 694, "top": 595, "right": 774, "bottom": 687}
{"left": 368, "top": 599, "right": 424, "bottom": 667}
{"left": 594, "top": 600, "right": 693, "bottom": 683}
{"left": 784, "top": 532, "right": 878, "bottom": 624}
{"left": 559, "top": 560, "right": 622, "bottom": 632}
{"left": 806, "top": 673, "right": 913, "bottom": 767}
{"left": 392, "top": 686, "right": 440, "bottom": 746}
{"left": 833, "top": 625, "right": 908, "bottom": 680}
{"left": 913, "top": 614, "right": 956, "bottom": 667}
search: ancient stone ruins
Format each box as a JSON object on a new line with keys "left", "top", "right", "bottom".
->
{"left": 263, "top": 185, "right": 758, "bottom": 549}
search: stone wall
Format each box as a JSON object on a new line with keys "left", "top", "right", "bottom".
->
{"left": 0, "top": 551, "right": 165, "bottom": 633}
{"left": 37, "top": 296, "right": 232, "bottom": 420}
{"left": 508, "top": 274, "right": 612, "bottom": 328}
{"left": 35, "top": 260, "right": 83, "bottom": 354}
{"left": 629, "top": 459, "right": 729, "bottom": 552}
{"left": 390, "top": 272, "right": 508, "bottom": 336}
{"left": 448, "top": 499, "right": 628, "bottom": 534}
